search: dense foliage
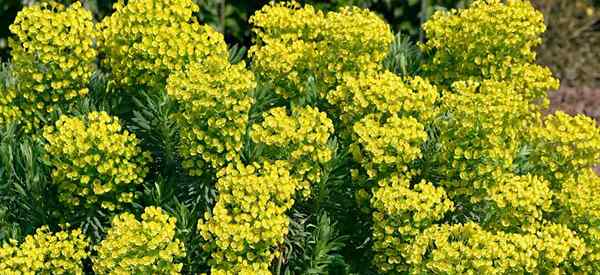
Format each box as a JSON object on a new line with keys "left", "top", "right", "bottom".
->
{"left": 0, "top": 0, "right": 599, "bottom": 274}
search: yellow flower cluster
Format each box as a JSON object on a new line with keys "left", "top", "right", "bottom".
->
{"left": 404, "top": 222, "right": 587, "bottom": 274}
{"left": 327, "top": 72, "right": 438, "bottom": 127}
{"left": 251, "top": 106, "right": 334, "bottom": 196}
{"left": 351, "top": 114, "right": 427, "bottom": 178}
{"left": 421, "top": 0, "right": 559, "bottom": 109}
{"left": 167, "top": 61, "right": 255, "bottom": 176}
{"left": 0, "top": 226, "right": 89, "bottom": 274}
{"left": 435, "top": 80, "right": 535, "bottom": 200}
{"left": 5, "top": 2, "right": 96, "bottom": 132}
{"left": 98, "top": 0, "right": 228, "bottom": 89}
{"left": 558, "top": 169, "right": 600, "bottom": 225}
{"left": 42, "top": 111, "right": 151, "bottom": 211}
{"left": 505, "top": 63, "right": 560, "bottom": 108}
{"left": 249, "top": 1, "right": 392, "bottom": 99}
{"left": 422, "top": 0, "right": 541, "bottom": 81}
{"left": 93, "top": 206, "right": 186, "bottom": 274}
{"left": 580, "top": 226, "right": 600, "bottom": 272}
{"left": 554, "top": 168, "right": 600, "bottom": 271}
{"left": 198, "top": 161, "right": 298, "bottom": 274}
{"left": 371, "top": 174, "right": 454, "bottom": 273}
{"left": 486, "top": 174, "right": 552, "bottom": 231}
{"left": 530, "top": 111, "right": 600, "bottom": 180}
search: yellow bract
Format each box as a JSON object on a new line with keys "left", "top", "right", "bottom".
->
{"left": 5, "top": 2, "right": 96, "bottom": 132}
{"left": 434, "top": 80, "right": 539, "bottom": 201}
{"left": 42, "top": 111, "right": 151, "bottom": 211}
{"left": 98, "top": 0, "right": 227, "bottom": 90}
{"left": 422, "top": 0, "right": 559, "bottom": 109}
{"left": 351, "top": 114, "right": 427, "bottom": 178}
{"left": 167, "top": 60, "right": 255, "bottom": 177}
{"left": 530, "top": 111, "right": 600, "bottom": 180}
{"left": 0, "top": 82, "right": 20, "bottom": 126}
{"left": 198, "top": 161, "right": 299, "bottom": 274}
{"left": 486, "top": 174, "right": 553, "bottom": 232}
{"left": 0, "top": 226, "right": 89, "bottom": 274}
{"left": 250, "top": 1, "right": 393, "bottom": 100}
{"left": 251, "top": 106, "right": 334, "bottom": 196}
{"left": 371, "top": 174, "right": 454, "bottom": 273}
{"left": 328, "top": 72, "right": 438, "bottom": 127}
{"left": 93, "top": 206, "right": 186, "bottom": 274}
{"left": 423, "top": 0, "right": 542, "bottom": 79}
{"left": 403, "top": 222, "right": 586, "bottom": 274}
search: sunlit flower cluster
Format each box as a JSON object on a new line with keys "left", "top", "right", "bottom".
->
{"left": 485, "top": 174, "right": 553, "bottom": 232}
{"left": 530, "top": 111, "right": 600, "bottom": 181}
{"left": 0, "top": 80, "right": 20, "bottom": 126}
{"left": 371, "top": 174, "right": 454, "bottom": 273}
{"left": 434, "top": 80, "right": 536, "bottom": 200}
{"left": 328, "top": 72, "right": 438, "bottom": 128}
{"left": 167, "top": 61, "right": 255, "bottom": 176}
{"left": 557, "top": 169, "right": 600, "bottom": 226}
{"left": 422, "top": 0, "right": 559, "bottom": 108}
{"left": 93, "top": 206, "right": 186, "bottom": 274}
{"left": 98, "top": 0, "right": 228, "bottom": 90}
{"left": 404, "top": 222, "right": 587, "bottom": 274}
{"left": 422, "top": 0, "right": 542, "bottom": 81}
{"left": 198, "top": 161, "right": 299, "bottom": 274}
{"left": 250, "top": 1, "right": 393, "bottom": 99}
{"left": 42, "top": 111, "right": 151, "bottom": 211}
{"left": 0, "top": 226, "right": 89, "bottom": 274}
{"left": 351, "top": 114, "right": 427, "bottom": 178}
{"left": 251, "top": 106, "right": 334, "bottom": 196}
{"left": 5, "top": 2, "right": 96, "bottom": 132}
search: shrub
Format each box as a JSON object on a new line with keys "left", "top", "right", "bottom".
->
{"left": 92, "top": 206, "right": 186, "bottom": 274}
{"left": 1, "top": 0, "right": 599, "bottom": 274}
{"left": 41, "top": 111, "right": 151, "bottom": 212}
{"left": 364, "top": 1, "right": 599, "bottom": 273}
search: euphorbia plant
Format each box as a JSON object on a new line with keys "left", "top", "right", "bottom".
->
{"left": 0, "top": 0, "right": 599, "bottom": 274}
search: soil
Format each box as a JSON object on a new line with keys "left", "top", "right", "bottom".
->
{"left": 548, "top": 87, "right": 600, "bottom": 122}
